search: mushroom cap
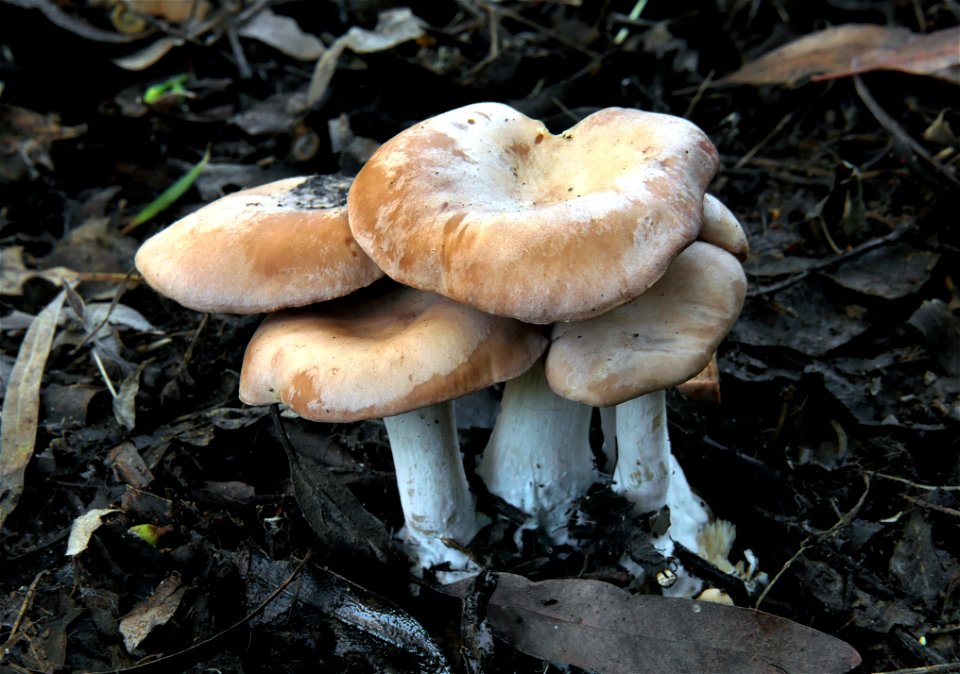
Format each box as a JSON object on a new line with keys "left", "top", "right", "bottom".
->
{"left": 135, "top": 175, "right": 383, "bottom": 313}
{"left": 545, "top": 241, "right": 747, "bottom": 406}
{"left": 239, "top": 284, "right": 548, "bottom": 422}
{"left": 348, "top": 103, "right": 719, "bottom": 324}
{"left": 700, "top": 193, "right": 749, "bottom": 261}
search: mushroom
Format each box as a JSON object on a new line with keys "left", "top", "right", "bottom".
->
{"left": 346, "top": 102, "right": 722, "bottom": 536}
{"left": 239, "top": 284, "right": 548, "bottom": 574}
{"left": 347, "top": 102, "right": 719, "bottom": 324}
{"left": 135, "top": 175, "right": 382, "bottom": 313}
{"left": 544, "top": 242, "right": 746, "bottom": 592}
{"left": 547, "top": 241, "right": 746, "bottom": 511}
{"left": 699, "top": 193, "right": 749, "bottom": 261}
{"left": 477, "top": 242, "right": 746, "bottom": 545}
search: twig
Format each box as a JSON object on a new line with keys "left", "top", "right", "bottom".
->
{"left": 854, "top": 73, "right": 960, "bottom": 188}
{"left": 87, "top": 552, "right": 313, "bottom": 673}
{"left": 92, "top": 349, "right": 119, "bottom": 399}
{"left": 747, "top": 217, "right": 915, "bottom": 297}
{"left": 867, "top": 471, "right": 960, "bottom": 492}
{"left": 754, "top": 474, "right": 870, "bottom": 610}
{"left": 72, "top": 268, "right": 139, "bottom": 354}
{"left": 0, "top": 570, "right": 48, "bottom": 655}
{"left": 904, "top": 495, "right": 960, "bottom": 519}
{"left": 733, "top": 112, "right": 795, "bottom": 171}
{"left": 682, "top": 69, "right": 714, "bottom": 119}
{"left": 872, "top": 663, "right": 960, "bottom": 674}
{"left": 480, "top": 1, "right": 599, "bottom": 59}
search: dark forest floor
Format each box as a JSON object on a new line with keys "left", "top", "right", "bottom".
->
{"left": 1, "top": 1, "right": 958, "bottom": 672}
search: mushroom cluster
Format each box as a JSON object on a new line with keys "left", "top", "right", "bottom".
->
{"left": 136, "top": 102, "right": 754, "bottom": 593}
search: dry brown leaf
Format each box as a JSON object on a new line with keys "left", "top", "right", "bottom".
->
{"left": 0, "top": 104, "right": 87, "bottom": 182}
{"left": 307, "top": 8, "right": 425, "bottom": 106}
{"left": 113, "top": 35, "right": 184, "bottom": 71}
{"left": 450, "top": 573, "right": 862, "bottom": 673}
{"left": 119, "top": 574, "right": 187, "bottom": 653}
{"left": 723, "top": 24, "right": 960, "bottom": 87}
{"left": 65, "top": 507, "right": 121, "bottom": 556}
{"left": 238, "top": 7, "right": 326, "bottom": 61}
{"left": 0, "top": 290, "right": 66, "bottom": 530}
{"left": 814, "top": 26, "right": 960, "bottom": 84}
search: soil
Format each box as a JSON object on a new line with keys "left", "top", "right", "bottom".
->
{"left": 1, "top": 1, "right": 958, "bottom": 673}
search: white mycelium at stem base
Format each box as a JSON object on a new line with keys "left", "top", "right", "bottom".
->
{"left": 477, "top": 360, "right": 597, "bottom": 538}
{"left": 383, "top": 402, "right": 483, "bottom": 571}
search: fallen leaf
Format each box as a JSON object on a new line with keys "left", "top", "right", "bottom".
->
{"left": 0, "top": 290, "right": 66, "bottom": 530}
{"left": 119, "top": 574, "right": 187, "bottom": 652}
{"left": 284, "top": 430, "right": 399, "bottom": 566}
{"left": 0, "top": 245, "right": 129, "bottom": 297}
{"left": 449, "top": 573, "right": 861, "bottom": 673}
{"left": 723, "top": 24, "right": 960, "bottom": 87}
{"left": 307, "top": 8, "right": 426, "bottom": 106}
{"left": 732, "top": 282, "right": 869, "bottom": 356}
{"left": 113, "top": 35, "right": 184, "bottom": 71}
{"left": 889, "top": 511, "right": 959, "bottom": 612}
{"left": 813, "top": 26, "right": 960, "bottom": 84}
{"left": 123, "top": 0, "right": 210, "bottom": 24}
{"left": 242, "top": 552, "right": 451, "bottom": 672}
{"left": 909, "top": 299, "right": 960, "bottom": 377}
{"left": 823, "top": 243, "right": 940, "bottom": 299}
{"left": 65, "top": 507, "right": 121, "bottom": 556}
{"left": 108, "top": 441, "right": 154, "bottom": 488}
{"left": 0, "top": 104, "right": 87, "bottom": 182}
{"left": 113, "top": 361, "right": 146, "bottom": 430}
{"left": 307, "top": 566, "right": 451, "bottom": 673}
{"left": 238, "top": 7, "right": 326, "bottom": 61}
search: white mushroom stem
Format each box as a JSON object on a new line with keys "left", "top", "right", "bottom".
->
{"left": 599, "top": 405, "right": 618, "bottom": 472}
{"left": 477, "top": 360, "right": 597, "bottom": 538}
{"left": 610, "top": 393, "right": 714, "bottom": 597}
{"left": 618, "top": 451, "right": 712, "bottom": 598}
{"left": 383, "top": 401, "right": 482, "bottom": 572}
{"left": 611, "top": 389, "right": 671, "bottom": 514}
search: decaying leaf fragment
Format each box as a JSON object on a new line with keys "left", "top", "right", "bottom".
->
{"left": 0, "top": 105, "right": 87, "bottom": 182}
{"left": 238, "top": 7, "right": 326, "bottom": 61}
{"left": 723, "top": 24, "right": 960, "bottom": 87}
{"left": 119, "top": 574, "right": 188, "bottom": 653}
{"left": 0, "top": 290, "right": 66, "bottom": 530}
{"left": 65, "top": 507, "right": 121, "bottom": 556}
{"left": 450, "top": 573, "right": 862, "bottom": 673}
{"left": 307, "top": 8, "right": 426, "bottom": 106}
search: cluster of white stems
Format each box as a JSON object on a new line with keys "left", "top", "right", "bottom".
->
{"left": 390, "top": 360, "right": 709, "bottom": 593}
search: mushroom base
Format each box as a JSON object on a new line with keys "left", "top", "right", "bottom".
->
{"left": 619, "top": 453, "right": 712, "bottom": 598}
{"left": 384, "top": 402, "right": 483, "bottom": 578}
{"left": 477, "top": 360, "right": 598, "bottom": 540}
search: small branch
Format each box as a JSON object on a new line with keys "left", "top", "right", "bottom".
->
{"left": 867, "top": 471, "right": 960, "bottom": 492}
{"left": 854, "top": 74, "right": 960, "bottom": 188}
{"left": 754, "top": 474, "right": 870, "bottom": 610}
{"left": 872, "top": 663, "right": 960, "bottom": 674}
{"left": 747, "top": 217, "right": 915, "bottom": 297}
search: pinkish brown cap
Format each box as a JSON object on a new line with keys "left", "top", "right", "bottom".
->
{"left": 545, "top": 242, "right": 747, "bottom": 406}
{"left": 135, "top": 175, "right": 383, "bottom": 313}
{"left": 239, "top": 285, "right": 548, "bottom": 422}
{"left": 700, "top": 193, "right": 749, "bottom": 261}
{"left": 347, "top": 103, "right": 719, "bottom": 324}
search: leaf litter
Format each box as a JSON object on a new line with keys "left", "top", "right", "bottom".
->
{"left": 1, "top": 1, "right": 958, "bottom": 672}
